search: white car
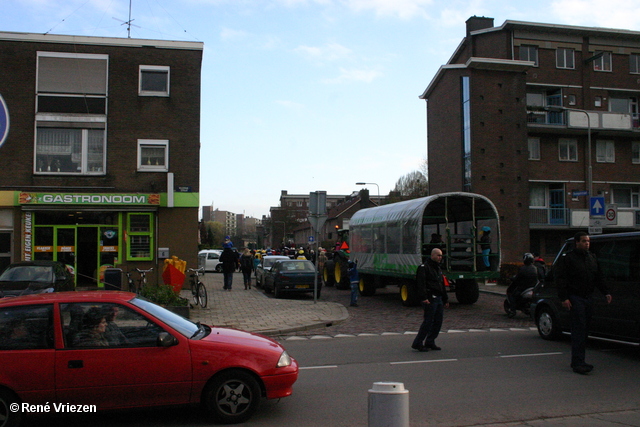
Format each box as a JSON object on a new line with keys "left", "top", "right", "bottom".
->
{"left": 198, "top": 250, "right": 223, "bottom": 273}
{"left": 255, "top": 256, "right": 289, "bottom": 287}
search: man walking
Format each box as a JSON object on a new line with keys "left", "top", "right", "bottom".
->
{"left": 555, "top": 231, "right": 612, "bottom": 374}
{"left": 412, "top": 248, "right": 449, "bottom": 352}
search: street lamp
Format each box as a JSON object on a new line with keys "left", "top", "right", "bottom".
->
{"left": 355, "top": 182, "right": 380, "bottom": 203}
{"left": 544, "top": 106, "right": 593, "bottom": 197}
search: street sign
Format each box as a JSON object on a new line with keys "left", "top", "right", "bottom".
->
{"left": 588, "top": 226, "right": 603, "bottom": 234}
{"left": 589, "top": 197, "right": 605, "bottom": 217}
{"left": 308, "top": 215, "right": 327, "bottom": 233}
{"left": 572, "top": 190, "right": 588, "bottom": 197}
{"left": 605, "top": 204, "right": 617, "bottom": 225}
{"left": 308, "top": 235, "right": 314, "bottom": 243}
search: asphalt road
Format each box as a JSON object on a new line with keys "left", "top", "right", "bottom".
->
{"left": 264, "top": 281, "right": 534, "bottom": 338}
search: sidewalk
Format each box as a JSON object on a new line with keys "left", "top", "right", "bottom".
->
{"left": 182, "top": 273, "right": 507, "bottom": 336}
{"left": 181, "top": 272, "right": 348, "bottom": 336}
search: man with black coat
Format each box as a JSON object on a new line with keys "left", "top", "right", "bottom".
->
{"left": 555, "top": 231, "right": 612, "bottom": 374}
{"left": 411, "top": 248, "right": 449, "bottom": 352}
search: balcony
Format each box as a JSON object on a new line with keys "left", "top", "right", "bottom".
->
{"left": 530, "top": 208, "right": 640, "bottom": 228}
{"left": 526, "top": 109, "right": 638, "bottom": 130}
{"left": 530, "top": 207, "right": 569, "bottom": 226}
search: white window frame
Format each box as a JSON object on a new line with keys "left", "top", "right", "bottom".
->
{"left": 611, "top": 186, "right": 640, "bottom": 208}
{"left": 556, "top": 48, "right": 575, "bottom": 69}
{"left": 632, "top": 142, "right": 640, "bottom": 164}
{"left": 630, "top": 54, "right": 640, "bottom": 74}
{"left": 596, "top": 140, "right": 615, "bottom": 163}
{"left": 137, "top": 139, "right": 169, "bottom": 172}
{"left": 139, "top": 65, "right": 170, "bottom": 97}
{"left": 559, "top": 138, "right": 578, "bottom": 162}
{"left": 519, "top": 45, "right": 538, "bottom": 66}
{"left": 593, "top": 51, "right": 612, "bottom": 72}
{"left": 528, "top": 138, "right": 540, "bottom": 160}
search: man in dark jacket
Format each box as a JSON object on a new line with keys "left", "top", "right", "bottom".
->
{"left": 219, "top": 244, "right": 236, "bottom": 291}
{"left": 411, "top": 248, "right": 449, "bottom": 352}
{"left": 555, "top": 231, "right": 612, "bottom": 374}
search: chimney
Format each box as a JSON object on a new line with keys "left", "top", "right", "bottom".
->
{"left": 359, "top": 189, "right": 370, "bottom": 208}
{"left": 466, "top": 16, "right": 494, "bottom": 36}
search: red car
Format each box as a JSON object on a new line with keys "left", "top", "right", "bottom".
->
{"left": 0, "top": 291, "right": 298, "bottom": 425}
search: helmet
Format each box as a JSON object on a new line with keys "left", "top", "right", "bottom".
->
{"left": 299, "top": 250, "right": 304, "bottom": 254}
{"left": 523, "top": 253, "right": 534, "bottom": 264}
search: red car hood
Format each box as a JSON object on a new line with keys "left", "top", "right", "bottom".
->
{"left": 201, "top": 326, "right": 284, "bottom": 352}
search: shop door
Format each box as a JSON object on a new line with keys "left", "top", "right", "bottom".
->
{"left": 56, "top": 227, "right": 76, "bottom": 282}
{"left": 77, "top": 227, "right": 98, "bottom": 287}
{"left": 0, "top": 231, "right": 11, "bottom": 272}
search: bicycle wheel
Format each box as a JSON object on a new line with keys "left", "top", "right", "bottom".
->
{"left": 198, "top": 282, "right": 208, "bottom": 308}
{"left": 192, "top": 283, "right": 200, "bottom": 307}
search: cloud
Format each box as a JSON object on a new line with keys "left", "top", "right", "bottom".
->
{"left": 275, "top": 100, "right": 305, "bottom": 109}
{"left": 294, "top": 42, "right": 352, "bottom": 62}
{"left": 549, "top": 0, "right": 640, "bottom": 29}
{"left": 321, "top": 67, "right": 383, "bottom": 84}
{"left": 341, "top": 0, "right": 433, "bottom": 19}
{"left": 220, "top": 27, "right": 249, "bottom": 41}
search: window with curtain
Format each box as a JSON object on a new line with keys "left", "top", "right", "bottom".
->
{"left": 137, "top": 140, "right": 168, "bottom": 172}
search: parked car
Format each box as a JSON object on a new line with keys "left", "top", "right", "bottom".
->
{"left": 255, "top": 255, "right": 289, "bottom": 287}
{"left": 263, "top": 259, "right": 322, "bottom": 299}
{"left": 0, "top": 291, "right": 298, "bottom": 425}
{"left": 0, "top": 261, "right": 74, "bottom": 297}
{"left": 198, "top": 249, "right": 223, "bottom": 273}
{"left": 531, "top": 231, "right": 640, "bottom": 345}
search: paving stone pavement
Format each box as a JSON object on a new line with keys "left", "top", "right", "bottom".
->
{"left": 181, "top": 271, "right": 532, "bottom": 338}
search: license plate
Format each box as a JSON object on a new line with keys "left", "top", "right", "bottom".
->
{"left": 295, "top": 285, "right": 310, "bottom": 289}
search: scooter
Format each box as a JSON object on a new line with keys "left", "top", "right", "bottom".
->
{"left": 503, "top": 286, "right": 534, "bottom": 318}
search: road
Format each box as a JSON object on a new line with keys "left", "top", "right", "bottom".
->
{"left": 32, "top": 330, "right": 640, "bottom": 427}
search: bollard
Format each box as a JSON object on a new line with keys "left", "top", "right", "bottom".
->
{"left": 368, "top": 382, "right": 409, "bottom": 427}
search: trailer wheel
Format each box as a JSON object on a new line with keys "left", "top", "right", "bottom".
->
{"left": 358, "top": 275, "right": 376, "bottom": 296}
{"left": 400, "top": 281, "right": 420, "bottom": 306}
{"left": 323, "top": 260, "right": 335, "bottom": 286}
{"left": 455, "top": 279, "right": 479, "bottom": 304}
{"left": 334, "top": 259, "right": 350, "bottom": 290}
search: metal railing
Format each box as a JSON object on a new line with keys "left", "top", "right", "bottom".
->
{"left": 529, "top": 207, "right": 569, "bottom": 225}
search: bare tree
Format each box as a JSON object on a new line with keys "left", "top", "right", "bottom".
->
{"left": 390, "top": 169, "right": 429, "bottom": 202}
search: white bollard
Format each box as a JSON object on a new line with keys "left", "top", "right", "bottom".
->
{"left": 368, "top": 382, "right": 409, "bottom": 427}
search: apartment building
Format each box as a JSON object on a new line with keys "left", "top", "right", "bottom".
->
{"left": 421, "top": 17, "right": 640, "bottom": 263}
{"left": 0, "top": 31, "right": 203, "bottom": 286}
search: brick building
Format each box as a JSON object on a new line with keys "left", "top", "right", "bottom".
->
{"left": 421, "top": 17, "right": 640, "bottom": 263}
{"left": 0, "top": 31, "right": 203, "bottom": 287}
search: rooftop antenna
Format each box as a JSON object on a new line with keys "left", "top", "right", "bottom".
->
{"left": 112, "top": 0, "right": 139, "bottom": 38}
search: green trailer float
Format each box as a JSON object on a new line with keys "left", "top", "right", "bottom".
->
{"left": 349, "top": 192, "right": 500, "bottom": 305}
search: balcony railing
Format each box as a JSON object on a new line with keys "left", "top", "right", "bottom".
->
{"left": 529, "top": 207, "right": 569, "bottom": 225}
{"left": 526, "top": 109, "right": 638, "bottom": 130}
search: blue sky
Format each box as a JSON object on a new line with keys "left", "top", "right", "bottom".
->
{"left": 2, "top": 0, "right": 640, "bottom": 218}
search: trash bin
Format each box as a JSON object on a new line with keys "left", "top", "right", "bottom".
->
{"left": 104, "top": 268, "right": 123, "bottom": 291}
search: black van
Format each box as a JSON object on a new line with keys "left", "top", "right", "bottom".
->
{"left": 531, "top": 231, "right": 640, "bottom": 345}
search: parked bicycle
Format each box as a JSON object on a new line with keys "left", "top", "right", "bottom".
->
{"left": 126, "top": 268, "right": 154, "bottom": 294}
{"left": 187, "top": 267, "right": 207, "bottom": 308}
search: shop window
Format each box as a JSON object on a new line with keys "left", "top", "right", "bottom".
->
{"left": 127, "top": 213, "right": 153, "bottom": 260}
{"left": 558, "top": 138, "right": 578, "bottom": 161}
{"left": 139, "top": 66, "right": 170, "bottom": 96}
{"left": 137, "top": 140, "right": 168, "bottom": 172}
{"left": 593, "top": 51, "right": 612, "bottom": 72}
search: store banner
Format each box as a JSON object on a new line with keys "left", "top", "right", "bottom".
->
{"left": 19, "top": 192, "right": 160, "bottom": 205}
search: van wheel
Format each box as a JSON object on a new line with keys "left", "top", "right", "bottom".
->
{"left": 0, "top": 388, "right": 22, "bottom": 427}
{"left": 536, "top": 306, "right": 562, "bottom": 340}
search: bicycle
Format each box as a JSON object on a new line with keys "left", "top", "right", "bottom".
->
{"left": 127, "top": 268, "right": 153, "bottom": 294}
{"left": 187, "top": 267, "right": 207, "bottom": 308}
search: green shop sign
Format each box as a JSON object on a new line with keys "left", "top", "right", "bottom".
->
{"left": 19, "top": 192, "right": 160, "bottom": 205}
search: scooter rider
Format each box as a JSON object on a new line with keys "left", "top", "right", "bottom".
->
{"left": 506, "top": 253, "right": 539, "bottom": 314}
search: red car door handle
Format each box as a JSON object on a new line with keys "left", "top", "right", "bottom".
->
{"left": 68, "top": 360, "right": 83, "bottom": 369}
